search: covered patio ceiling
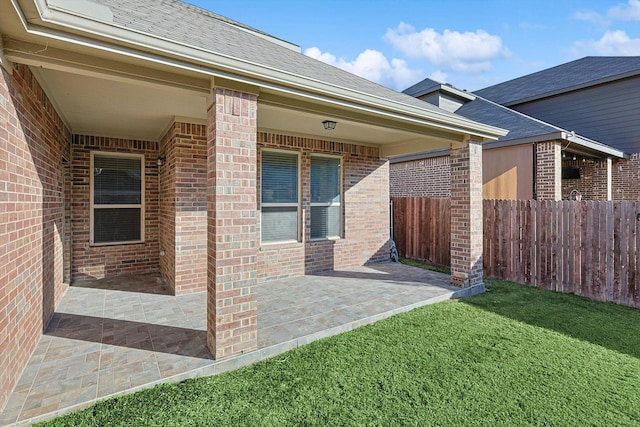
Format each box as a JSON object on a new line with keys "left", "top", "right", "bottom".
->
{"left": 23, "top": 62, "right": 463, "bottom": 155}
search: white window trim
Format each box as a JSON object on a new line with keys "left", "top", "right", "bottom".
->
{"left": 310, "top": 154, "right": 343, "bottom": 241}
{"left": 90, "top": 151, "right": 145, "bottom": 246}
{"left": 260, "top": 149, "right": 301, "bottom": 245}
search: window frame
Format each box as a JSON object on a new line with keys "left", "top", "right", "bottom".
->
{"left": 310, "top": 154, "right": 343, "bottom": 240}
{"left": 90, "top": 151, "right": 145, "bottom": 246}
{"left": 260, "top": 148, "right": 301, "bottom": 245}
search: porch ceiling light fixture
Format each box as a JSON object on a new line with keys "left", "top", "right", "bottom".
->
{"left": 157, "top": 156, "right": 166, "bottom": 167}
{"left": 322, "top": 120, "right": 337, "bottom": 131}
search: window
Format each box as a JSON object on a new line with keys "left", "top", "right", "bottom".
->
{"left": 310, "top": 156, "right": 341, "bottom": 239}
{"left": 261, "top": 150, "right": 299, "bottom": 243}
{"left": 90, "top": 152, "right": 144, "bottom": 245}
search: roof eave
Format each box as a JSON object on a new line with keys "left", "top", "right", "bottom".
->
{"left": 390, "top": 131, "right": 628, "bottom": 163}
{"left": 17, "top": 0, "right": 506, "bottom": 140}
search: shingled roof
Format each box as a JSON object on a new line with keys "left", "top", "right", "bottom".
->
{"left": 456, "top": 98, "right": 559, "bottom": 142}
{"left": 397, "top": 77, "right": 625, "bottom": 159}
{"left": 404, "top": 78, "right": 558, "bottom": 142}
{"left": 474, "top": 56, "right": 640, "bottom": 106}
{"left": 93, "top": 0, "right": 462, "bottom": 118}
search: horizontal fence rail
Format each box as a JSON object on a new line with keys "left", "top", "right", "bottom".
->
{"left": 392, "top": 197, "right": 640, "bottom": 308}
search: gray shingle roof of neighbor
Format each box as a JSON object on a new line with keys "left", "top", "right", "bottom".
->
{"left": 403, "top": 79, "right": 444, "bottom": 98}
{"left": 403, "top": 78, "right": 561, "bottom": 142}
{"left": 474, "top": 56, "right": 640, "bottom": 106}
{"left": 93, "top": 0, "right": 461, "bottom": 118}
{"left": 456, "top": 98, "right": 560, "bottom": 142}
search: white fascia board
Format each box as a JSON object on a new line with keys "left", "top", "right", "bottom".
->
{"left": 562, "top": 131, "right": 628, "bottom": 159}
{"left": 391, "top": 131, "right": 628, "bottom": 162}
{"left": 410, "top": 84, "right": 475, "bottom": 102}
{"left": 438, "top": 84, "right": 476, "bottom": 101}
{"left": 485, "top": 131, "right": 628, "bottom": 159}
{"left": 21, "top": 0, "right": 506, "bottom": 140}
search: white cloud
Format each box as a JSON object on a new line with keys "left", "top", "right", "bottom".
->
{"left": 304, "top": 47, "right": 423, "bottom": 90}
{"left": 608, "top": 0, "right": 640, "bottom": 20}
{"left": 574, "top": 0, "right": 640, "bottom": 25}
{"left": 383, "top": 22, "right": 507, "bottom": 72}
{"left": 572, "top": 30, "right": 640, "bottom": 55}
{"left": 572, "top": 10, "right": 608, "bottom": 26}
{"left": 429, "top": 70, "right": 448, "bottom": 84}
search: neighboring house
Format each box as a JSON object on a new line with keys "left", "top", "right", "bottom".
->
{"left": 391, "top": 57, "right": 640, "bottom": 201}
{"left": 0, "top": 0, "right": 506, "bottom": 412}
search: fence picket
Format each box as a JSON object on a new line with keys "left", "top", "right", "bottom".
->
{"left": 523, "top": 200, "right": 532, "bottom": 284}
{"left": 606, "top": 202, "right": 615, "bottom": 302}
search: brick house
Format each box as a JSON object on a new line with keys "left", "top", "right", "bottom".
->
{"left": 392, "top": 58, "right": 640, "bottom": 201}
{"left": 0, "top": 0, "right": 506, "bottom": 411}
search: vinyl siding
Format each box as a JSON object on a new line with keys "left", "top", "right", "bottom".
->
{"left": 512, "top": 76, "right": 640, "bottom": 154}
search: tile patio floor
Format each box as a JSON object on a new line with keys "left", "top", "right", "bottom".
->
{"left": 0, "top": 262, "right": 482, "bottom": 426}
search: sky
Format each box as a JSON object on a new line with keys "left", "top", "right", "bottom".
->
{"left": 187, "top": 0, "right": 640, "bottom": 92}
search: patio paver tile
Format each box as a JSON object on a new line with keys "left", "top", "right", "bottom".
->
{"left": 0, "top": 262, "right": 470, "bottom": 426}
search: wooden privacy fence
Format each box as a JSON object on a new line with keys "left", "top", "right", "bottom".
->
{"left": 484, "top": 199, "right": 640, "bottom": 308}
{"left": 391, "top": 197, "right": 451, "bottom": 267}
{"left": 392, "top": 197, "right": 640, "bottom": 308}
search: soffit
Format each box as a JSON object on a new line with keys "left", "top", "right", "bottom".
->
{"left": 30, "top": 64, "right": 458, "bottom": 152}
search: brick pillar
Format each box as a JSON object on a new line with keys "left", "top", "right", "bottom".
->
{"left": 159, "top": 122, "right": 208, "bottom": 294}
{"left": 536, "top": 141, "right": 562, "bottom": 200}
{"left": 450, "top": 141, "right": 483, "bottom": 287}
{"left": 207, "top": 88, "right": 258, "bottom": 359}
{"left": 174, "top": 123, "right": 208, "bottom": 294}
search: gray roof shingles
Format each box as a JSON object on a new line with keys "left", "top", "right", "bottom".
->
{"left": 95, "top": 0, "right": 458, "bottom": 118}
{"left": 403, "top": 78, "right": 561, "bottom": 142}
{"left": 403, "top": 79, "right": 443, "bottom": 98}
{"left": 456, "top": 98, "right": 559, "bottom": 142}
{"left": 474, "top": 56, "right": 640, "bottom": 106}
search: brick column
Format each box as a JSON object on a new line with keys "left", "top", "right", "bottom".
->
{"left": 450, "top": 141, "right": 483, "bottom": 287}
{"left": 536, "top": 141, "right": 562, "bottom": 200}
{"left": 207, "top": 88, "right": 258, "bottom": 359}
{"left": 159, "top": 122, "right": 208, "bottom": 294}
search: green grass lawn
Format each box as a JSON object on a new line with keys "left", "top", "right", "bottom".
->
{"left": 39, "top": 280, "right": 640, "bottom": 426}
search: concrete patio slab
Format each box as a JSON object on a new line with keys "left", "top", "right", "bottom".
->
{"left": 0, "top": 262, "right": 482, "bottom": 426}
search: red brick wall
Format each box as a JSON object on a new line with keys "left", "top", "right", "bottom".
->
{"left": 535, "top": 141, "right": 562, "bottom": 200}
{"left": 0, "top": 64, "right": 70, "bottom": 411}
{"left": 390, "top": 141, "right": 566, "bottom": 201}
{"left": 70, "top": 135, "right": 159, "bottom": 280}
{"left": 613, "top": 153, "right": 640, "bottom": 200}
{"left": 159, "top": 122, "right": 208, "bottom": 294}
{"left": 560, "top": 154, "right": 640, "bottom": 201}
{"left": 561, "top": 158, "right": 610, "bottom": 200}
{"left": 389, "top": 155, "right": 451, "bottom": 197}
{"left": 257, "top": 133, "right": 389, "bottom": 279}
